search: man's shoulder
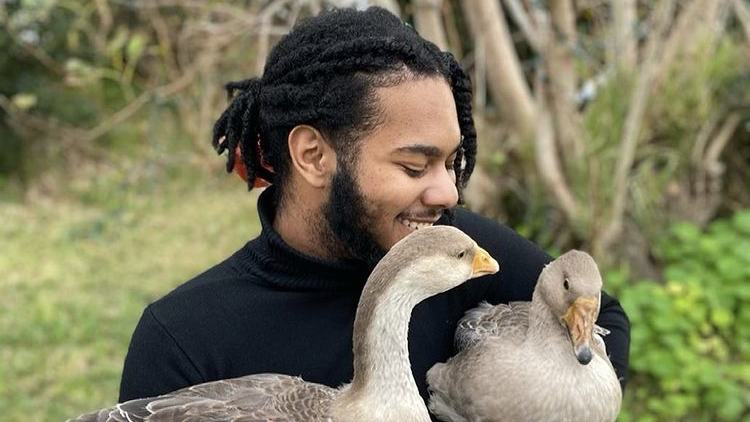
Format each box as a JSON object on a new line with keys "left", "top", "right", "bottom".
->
{"left": 169, "top": 255, "right": 240, "bottom": 295}
{"left": 146, "top": 247, "right": 261, "bottom": 323}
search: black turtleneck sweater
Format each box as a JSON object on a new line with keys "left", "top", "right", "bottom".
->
{"left": 119, "top": 187, "right": 630, "bottom": 404}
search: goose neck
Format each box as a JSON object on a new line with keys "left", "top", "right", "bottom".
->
{"left": 335, "top": 279, "right": 431, "bottom": 422}
{"left": 529, "top": 289, "right": 566, "bottom": 338}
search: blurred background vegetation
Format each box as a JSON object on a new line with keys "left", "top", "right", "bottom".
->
{"left": 1, "top": 0, "right": 749, "bottom": 421}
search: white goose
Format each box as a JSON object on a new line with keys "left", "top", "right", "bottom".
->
{"left": 427, "top": 250, "right": 621, "bottom": 422}
{"left": 66, "top": 226, "right": 499, "bottom": 422}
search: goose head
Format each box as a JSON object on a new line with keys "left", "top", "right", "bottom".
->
{"left": 537, "top": 250, "right": 602, "bottom": 365}
{"left": 368, "top": 226, "right": 499, "bottom": 301}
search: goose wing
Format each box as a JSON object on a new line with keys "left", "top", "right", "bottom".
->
{"left": 455, "top": 301, "right": 530, "bottom": 350}
{"left": 68, "top": 373, "right": 337, "bottom": 422}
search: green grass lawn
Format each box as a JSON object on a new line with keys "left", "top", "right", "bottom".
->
{"left": 0, "top": 162, "right": 261, "bottom": 422}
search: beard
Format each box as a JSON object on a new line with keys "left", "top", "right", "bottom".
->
{"left": 319, "top": 161, "right": 387, "bottom": 268}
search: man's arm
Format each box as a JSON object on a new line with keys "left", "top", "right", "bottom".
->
{"left": 451, "top": 208, "right": 630, "bottom": 389}
{"left": 119, "top": 306, "right": 204, "bottom": 402}
{"left": 596, "top": 291, "right": 630, "bottom": 387}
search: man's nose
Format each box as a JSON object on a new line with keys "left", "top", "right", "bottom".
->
{"left": 422, "top": 167, "right": 459, "bottom": 209}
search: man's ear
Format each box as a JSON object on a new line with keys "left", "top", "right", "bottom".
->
{"left": 287, "top": 125, "right": 336, "bottom": 188}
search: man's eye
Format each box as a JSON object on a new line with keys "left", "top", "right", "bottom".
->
{"left": 402, "top": 165, "right": 426, "bottom": 177}
{"left": 446, "top": 156, "right": 457, "bottom": 171}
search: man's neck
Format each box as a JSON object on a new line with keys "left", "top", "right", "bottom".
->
{"left": 273, "top": 185, "right": 338, "bottom": 262}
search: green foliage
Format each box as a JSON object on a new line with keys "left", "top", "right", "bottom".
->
{"left": 0, "top": 3, "right": 268, "bottom": 419}
{"left": 495, "top": 28, "right": 750, "bottom": 256}
{"left": 0, "top": 0, "right": 160, "bottom": 181}
{"left": 615, "top": 210, "right": 750, "bottom": 422}
{"left": 654, "top": 37, "right": 745, "bottom": 142}
{"left": 0, "top": 166, "right": 261, "bottom": 422}
{"left": 626, "top": 35, "right": 747, "bottom": 241}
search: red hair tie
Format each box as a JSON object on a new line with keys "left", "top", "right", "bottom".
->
{"left": 232, "top": 135, "right": 273, "bottom": 188}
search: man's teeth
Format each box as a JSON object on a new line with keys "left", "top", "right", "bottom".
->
{"left": 400, "top": 218, "right": 434, "bottom": 230}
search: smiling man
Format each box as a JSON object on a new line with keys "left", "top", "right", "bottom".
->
{"left": 281, "top": 77, "right": 462, "bottom": 267}
{"left": 119, "top": 6, "right": 630, "bottom": 411}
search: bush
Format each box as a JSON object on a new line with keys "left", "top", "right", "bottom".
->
{"left": 614, "top": 210, "right": 750, "bottom": 422}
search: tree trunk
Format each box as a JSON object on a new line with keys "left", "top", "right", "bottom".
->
{"left": 609, "top": 0, "right": 637, "bottom": 71}
{"left": 462, "top": 0, "right": 535, "bottom": 139}
{"left": 732, "top": 0, "right": 750, "bottom": 44}
{"left": 546, "top": 0, "right": 583, "bottom": 164}
{"left": 594, "top": 0, "right": 677, "bottom": 258}
{"left": 412, "top": 0, "right": 448, "bottom": 50}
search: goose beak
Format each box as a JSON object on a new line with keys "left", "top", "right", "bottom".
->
{"left": 563, "top": 296, "right": 599, "bottom": 365}
{"left": 471, "top": 245, "right": 499, "bottom": 278}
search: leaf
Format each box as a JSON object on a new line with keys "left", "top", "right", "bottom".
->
{"left": 11, "top": 93, "right": 37, "bottom": 111}
{"left": 698, "top": 236, "right": 721, "bottom": 257}
{"left": 736, "top": 284, "right": 750, "bottom": 300}
{"left": 710, "top": 308, "right": 733, "bottom": 329}
{"left": 671, "top": 221, "right": 702, "bottom": 244}
{"left": 733, "top": 211, "right": 750, "bottom": 235}
{"left": 106, "top": 26, "right": 129, "bottom": 57}
{"left": 717, "top": 395, "right": 744, "bottom": 420}
{"left": 126, "top": 34, "right": 146, "bottom": 63}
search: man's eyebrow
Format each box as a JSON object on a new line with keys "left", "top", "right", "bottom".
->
{"left": 393, "top": 143, "right": 461, "bottom": 158}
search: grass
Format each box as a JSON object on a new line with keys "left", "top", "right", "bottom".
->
{"left": 0, "top": 157, "right": 261, "bottom": 422}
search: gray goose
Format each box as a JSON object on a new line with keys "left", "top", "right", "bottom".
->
{"left": 66, "top": 226, "right": 499, "bottom": 422}
{"left": 427, "top": 250, "right": 621, "bottom": 422}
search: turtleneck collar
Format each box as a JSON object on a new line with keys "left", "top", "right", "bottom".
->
{"left": 231, "top": 186, "right": 374, "bottom": 291}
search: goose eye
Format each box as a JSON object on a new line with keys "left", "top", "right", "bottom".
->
{"left": 563, "top": 277, "right": 570, "bottom": 290}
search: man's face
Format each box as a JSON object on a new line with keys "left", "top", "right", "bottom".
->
{"left": 321, "top": 77, "right": 461, "bottom": 265}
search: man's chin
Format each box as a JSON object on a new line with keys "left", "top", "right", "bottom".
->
{"left": 389, "top": 226, "right": 415, "bottom": 248}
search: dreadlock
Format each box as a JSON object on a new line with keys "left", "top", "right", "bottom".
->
{"left": 212, "top": 6, "right": 477, "bottom": 204}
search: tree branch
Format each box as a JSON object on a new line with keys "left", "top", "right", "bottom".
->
{"left": 544, "top": 0, "right": 583, "bottom": 163}
{"left": 144, "top": 0, "right": 180, "bottom": 80}
{"left": 502, "top": 0, "right": 541, "bottom": 51}
{"left": 596, "top": 0, "right": 676, "bottom": 256}
{"left": 81, "top": 69, "right": 197, "bottom": 144}
{"left": 442, "top": 0, "right": 463, "bottom": 57}
{"left": 253, "top": 0, "right": 291, "bottom": 74}
{"left": 731, "top": 0, "right": 750, "bottom": 44}
{"left": 704, "top": 112, "right": 742, "bottom": 174}
{"left": 691, "top": 109, "right": 723, "bottom": 165}
{"left": 3, "top": 25, "right": 65, "bottom": 76}
{"left": 413, "top": 0, "right": 448, "bottom": 50}
{"left": 656, "top": 0, "right": 728, "bottom": 85}
{"left": 462, "top": 0, "right": 536, "bottom": 138}
{"left": 550, "top": 0, "right": 577, "bottom": 46}
{"left": 534, "top": 77, "right": 581, "bottom": 223}
{"left": 609, "top": 0, "right": 637, "bottom": 71}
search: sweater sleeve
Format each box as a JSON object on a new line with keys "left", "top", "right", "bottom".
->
{"left": 453, "top": 209, "right": 631, "bottom": 390}
{"left": 596, "top": 292, "right": 631, "bottom": 388}
{"left": 118, "top": 306, "right": 204, "bottom": 402}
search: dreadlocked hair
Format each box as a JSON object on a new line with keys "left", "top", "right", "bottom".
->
{"left": 211, "top": 6, "right": 477, "bottom": 204}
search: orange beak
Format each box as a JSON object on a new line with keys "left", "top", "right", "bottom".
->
{"left": 562, "top": 296, "right": 599, "bottom": 365}
{"left": 470, "top": 245, "right": 500, "bottom": 278}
